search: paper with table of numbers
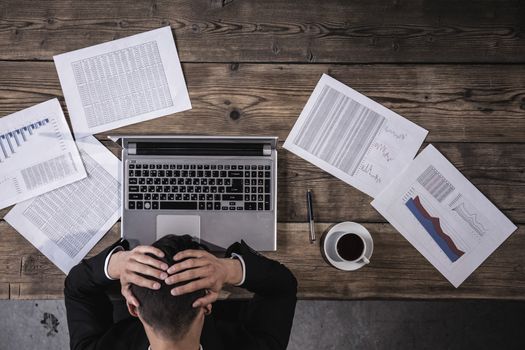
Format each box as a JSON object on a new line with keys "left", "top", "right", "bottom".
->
{"left": 5, "top": 136, "right": 121, "bottom": 274}
{"left": 0, "top": 99, "right": 86, "bottom": 210}
{"left": 284, "top": 74, "right": 428, "bottom": 197}
{"left": 53, "top": 26, "right": 191, "bottom": 139}
{"left": 371, "top": 145, "right": 517, "bottom": 287}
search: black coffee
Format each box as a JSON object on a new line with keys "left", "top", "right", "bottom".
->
{"left": 337, "top": 233, "right": 365, "bottom": 261}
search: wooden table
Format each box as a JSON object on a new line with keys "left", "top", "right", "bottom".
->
{"left": 0, "top": 0, "right": 524, "bottom": 300}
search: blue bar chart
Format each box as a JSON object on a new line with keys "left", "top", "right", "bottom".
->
{"left": 0, "top": 118, "right": 49, "bottom": 162}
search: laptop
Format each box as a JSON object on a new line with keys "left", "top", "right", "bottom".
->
{"left": 109, "top": 135, "right": 278, "bottom": 251}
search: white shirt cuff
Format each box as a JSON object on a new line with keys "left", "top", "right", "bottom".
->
{"left": 230, "top": 253, "right": 246, "bottom": 286}
{"left": 104, "top": 245, "right": 125, "bottom": 280}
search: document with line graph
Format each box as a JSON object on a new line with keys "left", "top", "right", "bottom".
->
{"left": 372, "top": 145, "right": 517, "bottom": 287}
{"left": 284, "top": 74, "right": 428, "bottom": 197}
{"left": 0, "top": 99, "right": 86, "bottom": 210}
{"left": 54, "top": 26, "right": 191, "bottom": 139}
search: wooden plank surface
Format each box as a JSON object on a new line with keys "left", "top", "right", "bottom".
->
{"left": 0, "top": 0, "right": 524, "bottom": 301}
{"left": 0, "top": 0, "right": 524, "bottom": 63}
{"left": 1, "top": 141, "right": 523, "bottom": 224}
{"left": 2, "top": 222, "right": 524, "bottom": 300}
{"left": 0, "top": 61, "right": 524, "bottom": 143}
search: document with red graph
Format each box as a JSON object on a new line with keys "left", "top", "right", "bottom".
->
{"left": 371, "top": 145, "right": 517, "bottom": 287}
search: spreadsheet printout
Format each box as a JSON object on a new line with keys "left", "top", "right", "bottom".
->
{"left": 372, "top": 145, "right": 517, "bottom": 287}
{"left": 54, "top": 26, "right": 191, "bottom": 138}
{"left": 284, "top": 74, "right": 428, "bottom": 197}
{"left": 5, "top": 136, "right": 121, "bottom": 274}
{"left": 0, "top": 99, "right": 86, "bottom": 210}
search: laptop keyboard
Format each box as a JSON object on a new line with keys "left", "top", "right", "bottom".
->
{"left": 127, "top": 163, "right": 272, "bottom": 211}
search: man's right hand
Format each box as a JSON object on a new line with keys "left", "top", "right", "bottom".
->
{"left": 107, "top": 246, "right": 169, "bottom": 307}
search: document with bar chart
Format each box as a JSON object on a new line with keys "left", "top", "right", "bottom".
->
{"left": 372, "top": 145, "right": 517, "bottom": 287}
{"left": 5, "top": 136, "right": 121, "bottom": 274}
{"left": 0, "top": 99, "right": 86, "bottom": 210}
{"left": 284, "top": 74, "right": 428, "bottom": 198}
{"left": 53, "top": 26, "right": 191, "bottom": 139}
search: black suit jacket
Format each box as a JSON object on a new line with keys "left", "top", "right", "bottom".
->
{"left": 64, "top": 239, "right": 297, "bottom": 350}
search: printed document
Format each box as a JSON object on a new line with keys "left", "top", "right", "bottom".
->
{"left": 284, "top": 74, "right": 428, "bottom": 197}
{"left": 0, "top": 99, "right": 86, "bottom": 210}
{"left": 5, "top": 136, "right": 121, "bottom": 274}
{"left": 54, "top": 26, "right": 191, "bottom": 138}
{"left": 372, "top": 145, "right": 517, "bottom": 287}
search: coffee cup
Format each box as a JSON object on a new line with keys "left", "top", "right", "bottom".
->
{"left": 322, "top": 222, "right": 373, "bottom": 271}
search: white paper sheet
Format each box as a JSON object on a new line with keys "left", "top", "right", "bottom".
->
{"left": 53, "top": 26, "right": 191, "bottom": 139}
{"left": 371, "top": 145, "right": 517, "bottom": 287}
{"left": 0, "top": 99, "right": 86, "bottom": 210}
{"left": 5, "top": 136, "right": 121, "bottom": 274}
{"left": 284, "top": 74, "right": 428, "bottom": 198}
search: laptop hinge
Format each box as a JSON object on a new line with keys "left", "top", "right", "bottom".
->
{"left": 128, "top": 142, "right": 271, "bottom": 156}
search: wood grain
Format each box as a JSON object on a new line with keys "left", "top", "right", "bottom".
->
{"left": 0, "top": 61, "right": 525, "bottom": 142}
{"left": 1, "top": 221, "right": 524, "bottom": 300}
{"left": 0, "top": 0, "right": 523, "bottom": 63}
{"left": 0, "top": 141, "right": 523, "bottom": 223}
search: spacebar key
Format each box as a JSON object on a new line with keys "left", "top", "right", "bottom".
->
{"left": 160, "top": 202, "right": 197, "bottom": 210}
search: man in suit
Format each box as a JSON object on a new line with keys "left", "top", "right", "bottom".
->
{"left": 65, "top": 234, "right": 297, "bottom": 350}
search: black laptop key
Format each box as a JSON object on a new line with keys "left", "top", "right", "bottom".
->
{"left": 245, "top": 202, "right": 256, "bottom": 210}
{"left": 199, "top": 202, "right": 205, "bottom": 210}
{"left": 223, "top": 194, "right": 243, "bottom": 201}
{"left": 215, "top": 202, "right": 221, "bottom": 210}
{"left": 128, "top": 201, "right": 135, "bottom": 209}
{"left": 160, "top": 202, "right": 197, "bottom": 210}
{"left": 228, "top": 171, "right": 242, "bottom": 177}
{"left": 129, "top": 178, "right": 138, "bottom": 184}
{"left": 136, "top": 201, "right": 143, "bottom": 209}
{"left": 265, "top": 195, "right": 271, "bottom": 210}
{"left": 207, "top": 202, "right": 213, "bottom": 210}
{"left": 152, "top": 202, "right": 159, "bottom": 210}
{"left": 265, "top": 180, "right": 271, "bottom": 193}
{"left": 129, "top": 186, "right": 139, "bottom": 192}
{"left": 227, "top": 187, "right": 241, "bottom": 193}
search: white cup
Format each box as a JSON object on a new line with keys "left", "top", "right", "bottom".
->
{"left": 324, "top": 231, "right": 370, "bottom": 264}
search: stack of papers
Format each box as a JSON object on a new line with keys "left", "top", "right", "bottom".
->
{"left": 2, "top": 26, "right": 191, "bottom": 273}
{"left": 285, "top": 74, "right": 517, "bottom": 287}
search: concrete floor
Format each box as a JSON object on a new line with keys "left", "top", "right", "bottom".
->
{"left": 0, "top": 300, "right": 524, "bottom": 350}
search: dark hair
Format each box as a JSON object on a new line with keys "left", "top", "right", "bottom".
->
{"left": 131, "top": 234, "right": 207, "bottom": 341}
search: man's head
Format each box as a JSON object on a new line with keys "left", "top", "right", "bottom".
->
{"left": 130, "top": 234, "right": 207, "bottom": 341}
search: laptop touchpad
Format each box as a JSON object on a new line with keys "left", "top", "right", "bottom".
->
{"left": 156, "top": 215, "right": 201, "bottom": 241}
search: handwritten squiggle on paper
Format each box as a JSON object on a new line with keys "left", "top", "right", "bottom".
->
{"left": 383, "top": 125, "right": 407, "bottom": 140}
{"left": 371, "top": 142, "right": 394, "bottom": 162}
{"left": 359, "top": 163, "right": 382, "bottom": 184}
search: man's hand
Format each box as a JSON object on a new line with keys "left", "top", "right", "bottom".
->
{"left": 165, "top": 250, "right": 243, "bottom": 308}
{"left": 108, "top": 246, "right": 169, "bottom": 307}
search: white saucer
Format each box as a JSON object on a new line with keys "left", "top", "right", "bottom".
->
{"left": 321, "top": 222, "right": 373, "bottom": 271}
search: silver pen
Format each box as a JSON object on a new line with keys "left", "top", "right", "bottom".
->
{"left": 307, "top": 189, "right": 316, "bottom": 243}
